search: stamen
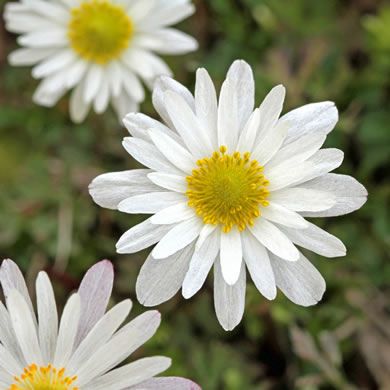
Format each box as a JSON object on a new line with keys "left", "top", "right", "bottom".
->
{"left": 186, "top": 147, "right": 270, "bottom": 233}
{"left": 9, "top": 364, "right": 79, "bottom": 390}
{"left": 68, "top": 0, "right": 133, "bottom": 64}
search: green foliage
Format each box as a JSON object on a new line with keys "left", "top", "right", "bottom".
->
{"left": 0, "top": 0, "right": 389, "bottom": 389}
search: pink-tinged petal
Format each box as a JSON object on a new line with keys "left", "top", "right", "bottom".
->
{"left": 0, "top": 259, "right": 36, "bottom": 326}
{"left": 75, "top": 260, "right": 114, "bottom": 347}
{"left": 126, "top": 377, "right": 201, "bottom": 390}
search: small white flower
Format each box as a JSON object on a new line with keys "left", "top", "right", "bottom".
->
{"left": 3, "top": 0, "right": 197, "bottom": 122}
{"left": 0, "top": 259, "right": 201, "bottom": 390}
{"left": 89, "top": 60, "right": 368, "bottom": 331}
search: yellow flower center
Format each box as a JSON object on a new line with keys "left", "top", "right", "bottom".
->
{"left": 9, "top": 364, "right": 78, "bottom": 390}
{"left": 68, "top": 0, "right": 133, "bottom": 65}
{"left": 186, "top": 146, "right": 270, "bottom": 233}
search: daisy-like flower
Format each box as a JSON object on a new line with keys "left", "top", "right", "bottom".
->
{"left": 89, "top": 60, "right": 368, "bottom": 331}
{"left": 0, "top": 259, "right": 201, "bottom": 389}
{"left": 3, "top": 0, "right": 197, "bottom": 122}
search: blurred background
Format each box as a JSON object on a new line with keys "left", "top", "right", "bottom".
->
{"left": 0, "top": 0, "right": 389, "bottom": 389}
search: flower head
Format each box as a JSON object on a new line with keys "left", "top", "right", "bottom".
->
{"left": 89, "top": 60, "right": 368, "bottom": 330}
{"left": 0, "top": 259, "right": 201, "bottom": 389}
{"left": 4, "top": 0, "right": 197, "bottom": 122}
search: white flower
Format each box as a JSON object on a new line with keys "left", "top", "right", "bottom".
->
{"left": 3, "top": 0, "right": 197, "bottom": 122}
{"left": 0, "top": 259, "right": 201, "bottom": 390}
{"left": 89, "top": 60, "right": 368, "bottom": 331}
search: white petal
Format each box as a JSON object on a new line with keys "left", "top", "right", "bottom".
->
{"left": 236, "top": 108, "right": 261, "bottom": 155}
{"left": 89, "top": 169, "right": 159, "bottom": 210}
{"left": 266, "top": 132, "right": 327, "bottom": 169}
{"left": 164, "top": 90, "right": 214, "bottom": 159}
{"left": 84, "top": 357, "right": 171, "bottom": 390}
{"left": 251, "top": 120, "right": 289, "bottom": 166}
{"left": 18, "top": 30, "right": 68, "bottom": 47}
{"left": 93, "top": 78, "right": 110, "bottom": 114}
{"left": 298, "top": 173, "right": 368, "bottom": 217}
{"left": 65, "top": 58, "right": 88, "bottom": 89}
{"left": 112, "top": 90, "right": 139, "bottom": 120}
{"left": 260, "top": 202, "right": 308, "bottom": 229}
{"left": 257, "top": 85, "right": 286, "bottom": 139}
{"left": 152, "top": 217, "right": 203, "bottom": 259}
{"left": 249, "top": 218, "right": 299, "bottom": 261}
{"left": 226, "top": 60, "right": 255, "bottom": 128}
{"left": 270, "top": 187, "right": 336, "bottom": 212}
{"left": 121, "top": 68, "right": 145, "bottom": 102}
{"left": 122, "top": 137, "right": 182, "bottom": 175}
{"left": 75, "top": 311, "right": 161, "bottom": 386}
{"left": 280, "top": 101, "right": 338, "bottom": 145}
{"left": 242, "top": 232, "right": 276, "bottom": 300}
{"left": 68, "top": 300, "right": 132, "bottom": 374}
{"left": 194, "top": 68, "right": 218, "bottom": 150}
{"left": 136, "top": 245, "right": 194, "bottom": 306}
{"left": 214, "top": 256, "right": 246, "bottom": 331}
{"left": 0, "top": 343, "right": 23, "bottom": 378}
{"left": 295, "top": 148, "right": 344, "bottom": 185}
{"left": 69, "top": 81, "right": 90, "bottom": 123}
{"left": 278, "top": 222, "right": 346, "bottom": 258}
{"left": 218, "top": 77, "right": 239, "bottom": 152}
{"left": 8, "top": 290, "right": 42, "bottom": 365}
{"left": 148, "top": 128, "right": 197, "bottom": 173}
{"left": 118, "top": 192, "right": 186, "bottom": 214}
{"left": 147, "top": 172, "right": 188, "bottom": 193}
{"left": 8, "top": 48, "right": 56, "bottom": 66}
{"left": 220, "top": 228, "right": 243, "bottom": 285}
{"left": 195, "top": 223, "right": 217, "bottom": 251}
{"left": 32, "top": 49, "right": 77, "bottom": 78}
{"left": 131, "top": 377, "right": 201, "bottom": 390}
{"left": 53, "top": 294, "right": 80, "bottom": 367}
{"left": 151, "top": 202, "right": 194, "bottom": 225}
{"left": 84, "top": 64, "right": 104, "bottom": 104}
{"left": 116, "top": 217, "right": 173, "bottom": 254}
{"left": 182, "top": 228, "right": 220, "bottom": 299}
{"left": 152, "top": 75, "right": 195, "bottom": 130}
{"left": 75, "top": 260, "right": 114, "bottom": 347}
{"left": 36, "top": 272, "right": 58, "bottom": 364}
{"left": 270, "top": 252, "right": 326, "bottom": 306}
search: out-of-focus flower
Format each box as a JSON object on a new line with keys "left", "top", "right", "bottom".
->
{"left": 89, "top": 60, "right": 368, "bottom": 331}
{"left": 0, "top": 259, "right": 201, "bottom": 389}
{"left": 3, "top": 0, "right": 197, "bottom": 122}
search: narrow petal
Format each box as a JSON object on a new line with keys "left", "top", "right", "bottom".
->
{"left": 220, "top": 228, "right": 243, "bottom": 285}
{"left": 151, "top": 202, "right": 194, "bottom": 225}
{"left": 182, "top": 228, "right": 220, "bottom": 299}
{"left": 195, "top": 223, "right": 217, "bottom": 251}
{"left": 127, "top": 377, "right": 201, "bottom": 390}
{"left": 214, "top": 256, "right": 246, "bottom": 331}
{"left": 36, "top": 272, "right": 58, "bottom": 364}
{"left": 270, "top": 252, "right": 326, "bottom": 306}
{"left": 69, "top": 80, "right": 90, "bottom": 123}
{"left": 152, "top": 217, "right": 203, "bottom": 259}
{"left": 242, "top": 232, "right": 276, "bottom": 300}
{"left": 257, "top": 85, "right": 286, "bottom": 140}
{"left": 251, "top": 120, "right": 289, "bottom": 166}
{"left": 226, "top": 60, "right": 255, "bottom": 128}
{"left": 136, "top": 245, "right": 194, "bottom": 306}
{"left": 116, "top": 217, "right": 173, "bottom": 254}
{"left": 260, "top": 203, "right": 308, "bottom": 229}
{"left": 147, "top": 172, "right": 188, "bottom": 193}
{"left": 270, "top": 187, "right": 336, "bottom": 212}
{"left": 75, "top": 260, "right": 113, "bottom": 347}
{"left": 249, "top": 218, "right": 299, "bottom": 261}
{"left": 89, "top": 169, "right": 158, "bottom": 210}
{"left": 53, "top": 294, "right": 80, "bottom": 367}
{"left": 83, "top": 64, "right": 104, "bottom": 104}
{"left": 218, "top": 77, "right": 239, "bottom": 152}
{"left": 298, "top": 173, "right": 368, "bottom": 217}
{"left": 152, "top": 75, "right": 195, "bottom": 130}
{"left": 278, "top": 222, "right": 346, "bottom": 258}
{"left": 195, "top": 68, "right": 218, "bottom": 149}
{"left": 118, "top": 192, "right": 187, "bottom": 214}
{"left": 236, "top": 108, "right": 261, "bottom": 155}
{"left": 148, "top": 128, "right": 197, "bottom": 173}
{"left": 280, "top": 101, "right": 338, "bottom": 145}
{"left": 8, "top": 290, "right": 43, "bottom": 365}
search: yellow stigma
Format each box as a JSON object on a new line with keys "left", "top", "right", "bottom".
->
{"left": 186, "top": 146, "right": 270, "bottom": 233}
{"left": 9, "top": 364, "right": 78, "bottom": 390}
{"left": 68, "top": 0, "right": 133, "bottom": 64}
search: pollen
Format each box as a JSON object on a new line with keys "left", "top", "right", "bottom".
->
{"left": 8, "top": 364, "right": 79, "bottom": 390}
{"left": 68, "top": 0, "right": 133, "bottom": 65}
{"left": 186, "top": 146, "right": 270, "bottom": 233}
